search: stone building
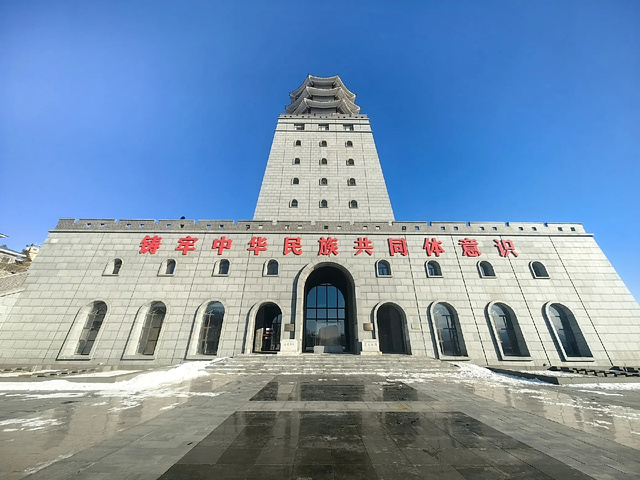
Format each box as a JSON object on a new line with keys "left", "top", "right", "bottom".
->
{"left": 1, "top": 75, "right": 639, "bottom": 369}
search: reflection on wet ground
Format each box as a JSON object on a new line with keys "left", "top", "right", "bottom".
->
{"left": 161, "top": 410, "right": 590, "bottom": 479}
{"left": 251, "top": 378, "right": 430, "bottom": 402}
{"left": 445, "top": 377, "right": 640, "bottom": 450}
{"left": 0, "top": 375, "right": 236, "bottom": 480}
{"left": 1, "top": 364, "right": 640, "bottom": 479}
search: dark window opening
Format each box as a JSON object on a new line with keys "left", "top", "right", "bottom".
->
{"left": 426, "top": 261, "right": 442, "bottom": 277}
{"left": 198, "top": 301, "right": 224, "bottom": 355}
{"left": 138, "top": 302, "right": 166, "bottom": 355}
{"left": 112, "top": 259, "right": 122, "bottom": 275}
{"left": 218, "top": 259, "right": 230, "bottom": 275}
{"left": 531, "top": 261, "right": 549, "bottom": 278}
{"left": 165, "top": 259, "right": 176, "bottom": 275}
{"left": 377, "top": 260, "right": 391, "bottom": 276}
{"left": 75, "top": 301, "right": 107, "bottom": 355}
{"left": 479, "top": 261, "right": 495, "bottom": 277}
{"left": 266, "top": 260, "right": 279, "bottom": 276}
{"left": 433, "top": 303, "right": 466, "bottom": 356}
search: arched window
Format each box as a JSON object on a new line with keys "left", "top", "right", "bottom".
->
{"left": 266, "top": 260, "right": 279, "bottom": 276}
{"left": 160, "top": 259, "right": 176, "bottom": 276}
{"left": 112, "top": 259, "right": 122, "bottom": 275}
{"left": 319, "top": 140, "right": 327, "bottom": 147}
{"left": 346, "top": 141, "right": 353, "bottom": 147}
{"left": 218, "top": 259, "right": 230, "bottom": 275}
{"left": 198, "top": 301, "right": 224, "bottom": 355}
{"left": 530, "top": 261, "right": 549, "bottom": 278}
{"left": 377, "top": 260, "right": 391, "bottom": 277}
{"left": 104, "top": 258, "right": 122, "bottom": 276}
{"left": 349, "top": 200, "right": 358, "bottom": 209}
{"left": 547, "top": 304, "right": 592, "bottom": 358}
{"left": 292, "top": 178, "right": 299, "bottom": 185}
{"left": 293, "top": 158, "right": 300, "bottom": 165}
{"left": 290, "top": 199, "right": 298, "bottom": 208}
{"left": 478, "top": 261, "right": 495, "bottom": 277}
{"left": 320, "top": 199, "right": 328, "bottom": 208}
{"left": 346, "top": 159, "right": 355, "bottom": 166}
{"left": 432, "top": 303, "right": 466, "bottom": 357}
{"left": 295, "top": 140, "right": 301, "bottom": 146}
{"left": 75, "top": 301, "right": 107, "bottom": 355}
{"left": 489, "top": 303, "right": 528, "bottom": 357}
{"left": 320, "top": 178, "right": 328, "bottom": 185}
{"left": 320, "top": 158, "right": 328, "bottom": 165}
{"left": 137, "top": 302, "right": 166, "bottom": 355}
{"left": 426, "top": 260, "right": 442, "bottom": 277}
{"left": 348, "top": 178, "right": 356, "bottom": 186}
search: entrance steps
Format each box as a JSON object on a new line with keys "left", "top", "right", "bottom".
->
{"left": 205, "top": 354, "right": 459, "bottom": 376}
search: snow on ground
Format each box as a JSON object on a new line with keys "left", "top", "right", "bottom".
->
{"left": 0, "top": 417, "right": 62, "bottom": 432}
{"left": 0, "top": 358, "right": 226, "bottom": 394}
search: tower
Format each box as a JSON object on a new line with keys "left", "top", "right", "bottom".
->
{"left": 254, "top": 75, "right": 394, "bottom": 222}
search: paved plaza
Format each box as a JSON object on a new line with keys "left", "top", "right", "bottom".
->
{"left": 1, "top": 357, "right": 639, "bottom": 479}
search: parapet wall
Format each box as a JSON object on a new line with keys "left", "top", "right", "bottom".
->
{"left": 54, "top": 219, "right": 589, "bottom": 235}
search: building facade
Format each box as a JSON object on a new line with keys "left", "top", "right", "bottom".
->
{"left": 1, "top": 75, "right": 639, "bottom": 369}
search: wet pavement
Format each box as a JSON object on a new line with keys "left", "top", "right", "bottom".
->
{"left": 0, "top": 360, "right": 639, "bottom": 479}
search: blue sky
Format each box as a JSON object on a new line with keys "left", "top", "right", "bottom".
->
{"left": 1, "top": 1, "right": 639, "bottom": 300}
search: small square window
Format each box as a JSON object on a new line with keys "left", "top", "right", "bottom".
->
{"left": 558, "top": 227, "right": 563, "bottom": 231}
{"left": 402, "top": 226, "right": 406, "bottom": 231}
{"left": 219, "top": 224, "right": 224, "bottom": 229}
{"left": 414, "top": 226, "right": 419, "bottom": 231}
{"left": 518, "top": 227, "right": 523, "bottom": 231}
{"left": 492, "top": 227, "right": 497, "bottom": 231}
{"left": 453, "top": 226, "right": 458, "bottom": 231}
{"left": 440, "top": 226, "right": 445, "bottom": 231}
{"left": 245, "top": 225, "right": 250, "bottom": 230}
{"left": 294, "top": 123, "right": 305, "bottom": 131}
{"left": 532, "top": 227, "right": 537, "bottom": 231}
{"left": 343, "top": 124, "right": 354, "bottom": 131}
{"left": 570, "top": 227, "right": 576, "bottom": 231}
{"left": 319, "top": 124, "right": 329, "bottom": 131}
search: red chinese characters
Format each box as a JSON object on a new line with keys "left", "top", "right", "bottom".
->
{"left": 459, "top": 238, "right": 481, "bottom": 257}
{"left": 139, "top": 235, "right": 162, "bottom": 254}
{"left": 353, "top": 237, "right": 374, "bottom": 256}
{"left": 247, "top": 236, "right": 268, "bottom": 255}
{"left": 494, "top": 239, "right": 518, "bottom": 257}
{"left": 283, "top": 237, "right": 302, "bottom": 255}
{"left": 388, "top": 238, "right": 408, "bottom": 256}
{"left": 318, "top": 237, "right": 339, "bottom": 256}
{"left": 212, "top": 236, "right": 233, "bottom": 255}
{"left": 423, "top": 238, "right": 445, "bottom": 257}
{"left": 175, "top": 236, "right": 198, "bottom": 255}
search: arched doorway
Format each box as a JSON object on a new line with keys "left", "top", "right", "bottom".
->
{"left": 304, "top": 266, "right": 355, "bottom": 353}
{"left": 253, "top": 303, "right": 282, "bottom": 353}
{"left": 376, "top": 303, "right": 408, "bottom": 354}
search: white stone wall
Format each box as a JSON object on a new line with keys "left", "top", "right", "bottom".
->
{"left": 0, "top": 219, "right": 638, "bottom": 368}
{"left": 253, "top": 115, "right": 395, "bottom": 222}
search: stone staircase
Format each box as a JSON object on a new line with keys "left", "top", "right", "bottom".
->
{"left": 205, "top": 354, "right": 459, "bottom": 376}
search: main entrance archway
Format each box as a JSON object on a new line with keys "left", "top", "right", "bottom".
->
{"left": 253, "top": 303, "right": 282, "bottom": 353}
{"left": 377, "top": 303, "right": 409, "bottom": 354}
{"left": 303, "top": 266, "right": 355, "bottom": 353}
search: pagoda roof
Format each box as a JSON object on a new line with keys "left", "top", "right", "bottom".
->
{"left": 285, "top": 75, "right": 360, "bottom": 115}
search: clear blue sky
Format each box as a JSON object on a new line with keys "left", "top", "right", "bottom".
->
{"left": 1, "top": 1, "right": 639, "bottom": 301}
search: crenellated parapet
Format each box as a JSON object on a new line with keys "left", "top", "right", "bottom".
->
{"left": 53, "top": 218, "right": 589, "bottom": 235}
{"left": 286, "top": 75, "right": 360, "bottom": 115}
